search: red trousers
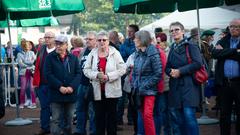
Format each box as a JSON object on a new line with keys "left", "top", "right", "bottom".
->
{"left": 141, "top": 96, "right": 156, "bottom": 135}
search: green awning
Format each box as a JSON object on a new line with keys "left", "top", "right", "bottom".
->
{"left": 0, "top": 0, "right": 85, "bottom": 20}
{"left": 113, "top": 0, "right": 239, "bottom": 14}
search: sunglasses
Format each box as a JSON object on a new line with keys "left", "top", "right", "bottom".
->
{"left": 55, "top": 41, "right": 66, "bottom": 46}
{"left": 169, "top": 28, "right": 180, "bottom": 33}
{"left": 97, "top": 39, "right": 108, "bottom": 42}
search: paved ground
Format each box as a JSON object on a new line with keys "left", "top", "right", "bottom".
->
{"left": 0, "top": 101, "right": 236, "bottom": 135}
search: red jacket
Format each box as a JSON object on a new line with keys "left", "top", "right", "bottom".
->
{"left": 33, "top": 45, "right": 49, "bottom": 87}
{"left": 32, "top": 56, "right": 41, "bottom": 87}
{"left": 156, "top": 45, "right": 167, "bottom": 94}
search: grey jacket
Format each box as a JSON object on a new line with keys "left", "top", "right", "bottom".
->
{"left": 17, "top": 50, "right": 36, "bottom": 76}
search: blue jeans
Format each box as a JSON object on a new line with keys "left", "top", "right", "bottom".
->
{"left": 154, "top": 92, "right": 171, "bottom": 135}
{"left": 51, "top": 102, "right": 75, "bottom": 135}
{"left": 75, "top": 84, "right": 96, "bottom": 135}
{"left": 37, "top": 85, "right": 50, "bottom": 132}
{"left": 169, "top": 107, "right": 199, "bottom": 135}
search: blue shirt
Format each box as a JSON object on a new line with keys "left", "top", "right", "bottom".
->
{"left": 224, "top": 37, "right": 240, "bottom": 78}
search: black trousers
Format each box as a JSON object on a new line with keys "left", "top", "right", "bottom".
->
{"left": 219, "top": 78, "right": 240, "bottom": 135}
{"left": 94, "top": 97, "right": 118, "bottom": 135}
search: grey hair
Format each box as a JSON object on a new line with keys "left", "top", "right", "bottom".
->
{"left": 135, "top": 30, "right": 152, "bottom": 47}
{"left": 87, "top": 31, "right": 97, "bottom": 38}
{"left": 97, "top": 31, "right": 109, "bottom": 39}
{"left": 169, "top": 21, "right": 185, "bottom": 30}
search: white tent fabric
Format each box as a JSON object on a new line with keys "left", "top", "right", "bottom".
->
{"left": 141, "top": 7, "right": 240, "bottom": 32}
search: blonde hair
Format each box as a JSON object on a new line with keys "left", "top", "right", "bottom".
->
{"left": 75, "top": 37, "right": 84, "bottom": 48}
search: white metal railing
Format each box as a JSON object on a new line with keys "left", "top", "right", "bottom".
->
{"left": 0, "top": 63, "right": 18, "bottom": 107}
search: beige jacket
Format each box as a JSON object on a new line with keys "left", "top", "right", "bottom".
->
{"left": 83, "top": 46, "right": 126, "bottom": 100}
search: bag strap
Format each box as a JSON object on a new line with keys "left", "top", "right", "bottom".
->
{"left": 185, "top": 45, "right": 192, "bottom": 64}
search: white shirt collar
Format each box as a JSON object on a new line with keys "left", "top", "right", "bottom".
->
{"left": 46, "top": 47, "right": 55, "bottom": 53}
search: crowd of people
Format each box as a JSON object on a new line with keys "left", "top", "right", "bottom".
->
{"left": 0, "top": 18, "right": 239, "bottom": 135}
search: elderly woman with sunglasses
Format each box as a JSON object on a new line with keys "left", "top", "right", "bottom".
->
{"left": 165, "top": 22, "right": 202, "bottom": 135}
{"left": 132, "top": 30, "right": 162, "bottom": 135}
{"left": 83, "top": 31, "right": 126, "bottom": 135}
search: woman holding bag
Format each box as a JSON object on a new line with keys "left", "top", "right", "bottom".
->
{"left": 165, "top": 22, "right": 202, "bottom": 135}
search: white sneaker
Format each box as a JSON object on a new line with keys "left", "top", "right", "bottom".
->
{"left": 19, "top": 105, "right": 24, "bottom": 109}
{"left": 24, "top": 100, "right": 31, "bottom": 106}
{"left": 27, "top": 104, "right": 37, "bottom": 109}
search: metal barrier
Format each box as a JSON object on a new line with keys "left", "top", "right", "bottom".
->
{"left": 0, "top": 63, "right": 18, "bottom": 107}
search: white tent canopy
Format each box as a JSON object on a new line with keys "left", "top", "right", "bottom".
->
{"left": 141, "top": 7, "right": 240, "bottom": 32}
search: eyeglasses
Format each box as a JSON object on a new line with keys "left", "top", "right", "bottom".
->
{"left": 229, "top": 25, "right": 240, "bottom": 29}
{"left": 169, "top": 28, "right": 180, "bottom": 33}
{"left": 97, "top": 39, "right": 108, "bottom": 42}
{"left": 85, "top": 38, "right": 94, "bottom": 41}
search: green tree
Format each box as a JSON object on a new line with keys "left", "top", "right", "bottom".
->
{"left": 68, "top": 0, "right": 165, "bottom": 36}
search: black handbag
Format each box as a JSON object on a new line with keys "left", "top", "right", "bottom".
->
{"left": 131, "top": 88, "right": 143, "bottom": 109}
{"left": 84, "top": 85, "right": 94, "bottom": 101}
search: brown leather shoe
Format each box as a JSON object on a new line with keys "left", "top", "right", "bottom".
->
{"left": 34, "top": 129, "right": 50, "bottom": 135}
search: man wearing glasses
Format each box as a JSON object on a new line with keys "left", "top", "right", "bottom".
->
{"left": 74, "top": 31, "right": 97, "bottom": 135}
{"left": 33, "top": 31, "right": 56, "bottom": 135}
{"left": 44, "top": 35, "right": 80, "bottom": 135}
{"left": 212, "top": 18, "right": 240, "bottom": 135}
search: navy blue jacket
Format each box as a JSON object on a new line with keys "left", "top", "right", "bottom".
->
{"left": 44, "top": 51, "right": 80, "bottom": 103}
{"left": 132, "top": 44, "right": 162, "bottom": 96}
{"left": 166, "top": 39, "right": 202, "bottom": 108}
{"left": 212, "top": 34, "right": 240, "bottom": 86}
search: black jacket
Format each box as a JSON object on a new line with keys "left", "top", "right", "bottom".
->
{"left": 212, "top": 34, "right": 240, "bottom": 86}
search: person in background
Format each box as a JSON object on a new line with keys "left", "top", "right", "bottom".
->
{"left": 5, "top": 41, "right": 11, "bottom": 62}
{"left": 154, "top": 33, "right": 172, "bottom": 135}
{"left": 29, "top": 41, "right": 37, "bottom": 54}
{"left": 109, "top": 30, "right": 121, "bottom": 51}
{"left": 36, "top": 38, "right": 45, "bottom": 52}
{"left": 118, "top": 24, "right": 139, "bottom": 126}
{"left": 132, "top": 30, "right": 162, "bottom": 135}
{"left": 70, "top": 36, "right": 77, "bottom": 51}
{"left": 1, "top": 44, "right": 6, "bottom": 62}
{"left": 44, "top": 35, "right": 80, "bottom": 135}
{"left": 17, "top": 40, "right": 36, "bottom": 109}
{"left": 71, "top": 36, "right": 84, "bottom": 57}
{"left": 154, "top": 27, "right": 163, "bottom": 37}
{"left": 74, "top": 31, "right": 97, "bottom": 135}
{"left": 166, "top": 22, "right": 202, "bottom": 135}
{"left": 212, "top": 18, "right": 240, "bottom": 135}
{"left": 188, "top": 27, "right": 201, "bottom": 45}
{"left": 33, "top": 31, "right": 56, "bottom": 135}
{"left": 118, "top": 32, "right": 125, "bottom": 44}
{"left": 83, "top": 31, "right": 126, "bottom": 135}
{"left": 200, "top": 30, "right": 215, "bottom": 76}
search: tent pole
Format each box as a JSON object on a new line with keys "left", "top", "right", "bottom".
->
{"left": 5, "top": 12, "right": 32, "bottom": 126}
{"left": 196, "top": 0, "right": 219, "bottom": 125}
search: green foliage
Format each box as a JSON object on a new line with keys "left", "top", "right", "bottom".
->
{"left": 69, "top": 0, "right": 165, "bottom": 35}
